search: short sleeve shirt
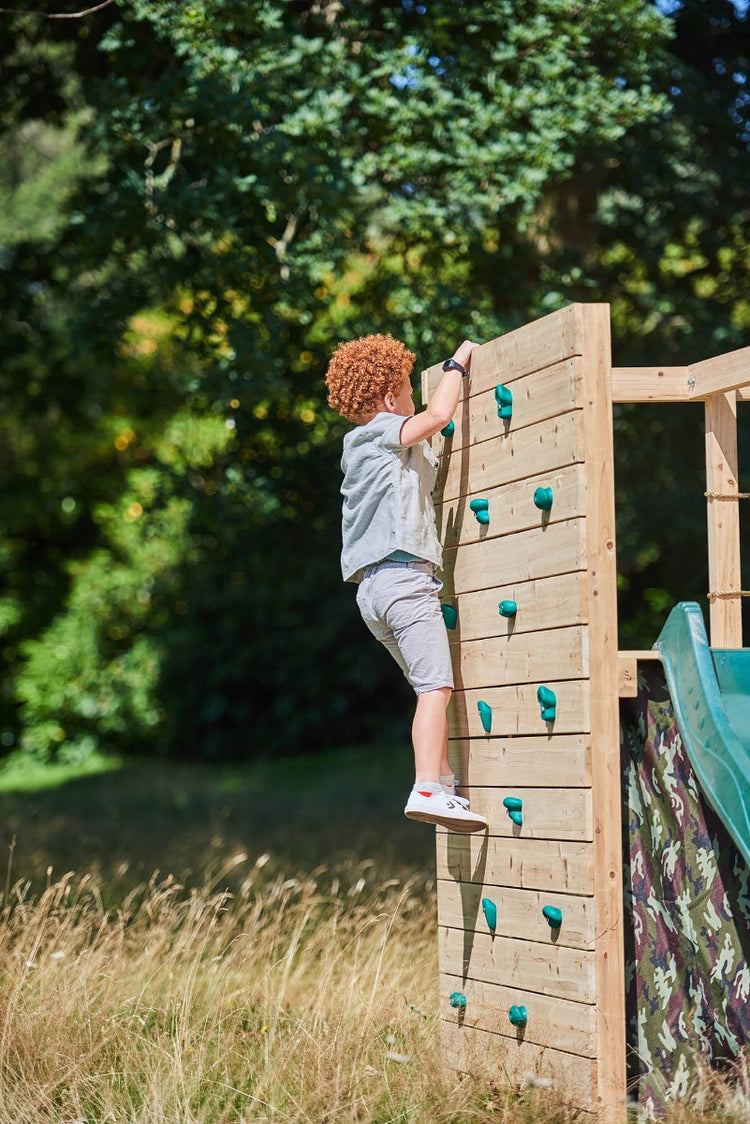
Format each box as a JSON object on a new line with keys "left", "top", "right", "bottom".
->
{"left": 340, "top": 412, "right": 442, "bottom": 583}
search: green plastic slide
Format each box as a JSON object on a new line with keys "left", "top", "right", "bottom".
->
{"left": 654, "top": 602, "right": 750, "bottom": 868}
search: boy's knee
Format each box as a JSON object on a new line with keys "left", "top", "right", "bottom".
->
{"left": 430, "top": 686, "right": 452, "bottom": 706}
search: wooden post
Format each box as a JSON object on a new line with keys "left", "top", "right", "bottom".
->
{"left": 705, "top": 392, "right": 742, "bottom": 647}
{"left": 576, "top": 305, "right": 626, "bottom": 1123}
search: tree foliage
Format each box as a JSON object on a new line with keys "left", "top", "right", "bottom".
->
{"left": 0, "top": 0, "right": 747, "bottom": 760}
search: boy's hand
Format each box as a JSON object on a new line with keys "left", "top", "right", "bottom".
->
{"left": 452, "top": 340, "right": 480, "bottom": 370}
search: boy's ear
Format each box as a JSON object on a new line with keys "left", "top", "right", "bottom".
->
{"left": 383, "top": 390, "right": 396, "bottom": 412}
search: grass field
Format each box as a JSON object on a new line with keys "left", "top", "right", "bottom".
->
{"left": 0, "top": 745, "right": 747, "bottom": 1123}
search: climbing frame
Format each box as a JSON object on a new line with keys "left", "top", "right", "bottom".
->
{"left": 422, "top": 304, "right": 624, "bottom": 1120}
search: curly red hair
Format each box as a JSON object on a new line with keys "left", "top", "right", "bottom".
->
{"left": 325, "top": 334, "right": 415, "bottom": 423}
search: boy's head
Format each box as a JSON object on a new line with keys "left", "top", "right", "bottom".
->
{"left": 325, "top": 333, "right": 415, "bottom": 423}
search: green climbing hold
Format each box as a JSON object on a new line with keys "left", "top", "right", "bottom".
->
{"left": 441, "top": 420, "right": 455, "bottom": 437}
{"left": 542, "top": 905, "right": 563, "bottom": 928}
{"left": 481, "top": 897, "right": 497, "bottom": 931}
{"left": 441, "top": 604, "right": 458, "bottom": 630}
{"left": 508, "top": 1005, "right": 527, "bottom": 1028}
{"left": 537, "top": 685, "right": 557, "bottom": 722}
{"left": 533, "top": 486, "right": 554, "bottom": 511}
{"left": 498, "top": 600, "right": 517, "bottom": 618}
{"left": 503, "top": 796, "right": 523, "bottom": 826}
{"left": 477, "top": 700, "right": 492, "bottom": 733}
{"left": 449, "top": 991, "right": 466, "bottom": 1009}
{"left": 494, "top": 384, "right": 513, "bottom": 420}
{"left": 469, "top": 498, "right": 490, "bottom": 525}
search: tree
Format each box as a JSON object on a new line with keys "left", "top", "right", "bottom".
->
{"left": 3, "top": 0, "right": 746, "bottom": 758}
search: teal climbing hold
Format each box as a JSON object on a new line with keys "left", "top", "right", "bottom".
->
{"left": 542, "top": 906, "right": 563, "bottom": 928}
{"left": 533, "top": 486, "right": 554, "bottom": 511}
{"left": 494, "top": 384, "right": 513, "bottom": 420}
{"left": 441, "top": 420, "right": 455, "bottom": 437}
{"left": 508, "top": 1005, "right": 527, "bottom": 1028}
{"left": 449, "top": 991, "right": 466, "bottom": 1009}
{"left": 477, "top": 700, "right": 492, "bottom": 733}
{"left": 469, "top": 498, "right": 490, "bottom": 525}
{"left": 537, "top": 685, "right": 557, "bottom": 722}
{"left": 498, "top": 600, "right": 517, "bottom": 618}
{"left": 503, "top": 796, "right": 523, "bottom": 826}
{"left": 481, "top": 897, "right": 497, "bottom": 932}
{"left": 441, "top": 604, "right": 458, "bottom": 630}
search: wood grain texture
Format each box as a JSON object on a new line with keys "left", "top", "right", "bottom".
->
{"left": 438, "top": 879, "right": 595, "bottom": 950}
{"left": 441, "top": 972, "right": 597, "bottom": 1055}
{"left": 438, "top": 925, "right": 595, "bottom": 1003}
{"left": 437, "top": 785, "right": 592, "bottom": 841}
{"left": 449, "top": 681, "right": 590, "bottom": 738}
{"left": 440, "top": 1020, "right": 597, "bottom": 1105}
{"left": 436, "top": 833, "right": 594, "bottom": 894}
{"left": 443, "top": 572, "right": 588, "bottom": 642}
{"left": 448, "top": 734, "right": 591, "bottom": 789}
{"left": 437, "top": 463, "right": 587, "bottom": 551}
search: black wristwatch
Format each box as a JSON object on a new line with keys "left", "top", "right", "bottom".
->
{"left": 442, "top": 358, "right": 468, "bottom": 377}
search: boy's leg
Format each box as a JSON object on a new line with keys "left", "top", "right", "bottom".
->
{"left": 413, "top": 686, "right": 451, "bottom": 783}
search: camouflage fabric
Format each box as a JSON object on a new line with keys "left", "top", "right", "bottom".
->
{"left": 620, "top": 662, "right": 750, "bottom": 1115}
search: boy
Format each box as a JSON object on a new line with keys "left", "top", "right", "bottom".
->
{"left": 325, "top": 333, "right": 487, "bottom": 833}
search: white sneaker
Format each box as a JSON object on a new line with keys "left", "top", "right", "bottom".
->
{"left": 404, "top": 788, "right": 488, "bottom": 833}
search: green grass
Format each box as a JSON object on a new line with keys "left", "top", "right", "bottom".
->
{"left": 0, "top": 743, "right": 435, "bottom": 903}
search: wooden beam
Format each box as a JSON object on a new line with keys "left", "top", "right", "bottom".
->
{"left": 617, "top": 650, "right": 662, "bottom": 698}
{"left": 689, "top": 346, "right": 750, "bottom": 400}
{"left": 611, "top": 349, "right": 750, "bottom": 404}
{"left": 575, "top": 305, "right": 625, "bottom": 1123}
{"left": 705, "top": 392, "right": 743, "bottom": 647}
{"left": 423, "top": 302, "right": 585, "bottom": 401}
{"left": 611, "top": 366, "right": 691, "bottom": 402}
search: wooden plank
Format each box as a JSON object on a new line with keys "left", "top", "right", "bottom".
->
{"left": 575, "top": 304, "right": 626, "bottom": 1122}
{"left": 617, "top": 650, "right": 661, "bottom": 697}
{"left": 453, "top": 626, "right": 588, "bottom": 691}
{"left": 443, "top": 572, "right": 588, "bottom": 643}
{"left": 436, "top": 834, "right": 594, "bottom": 895}
{"left": 435, "top": 409, "right": 583, "bottom": 504}
{"left": 438, "top": 880, "right": 595, "bottom": 950}
{"left": 449, "top": 681, "right": 590, "bottom": 738}
{"left": 422, "top": 303, "right": 583, "bottom": 402}
{"left": 430, "top": 358, "right": 583, "bottom": 458}
{"left": 610, "top": 366, "right": 691, "bottom": 402}
{"left": 440, "top": 1021, "right": 597, "bottom": 1105}
{"left": 611, "top": 356, "right": 750, "bottom": 403}
{"left": 439, "top": 926, "right": 595, "bottom": 1003}
{"left": 448, "top": 734, "right": 591, "bottom": 789}
{"left": 437, "top": 786, "right": 593, "bottom": 842}
{"left": 705, "top": 392, "right": 742, "bottom": 647}
{"left": 443, "top": 519, "right": 587, "bottom": 600}
{"left": 437, "top": 464, "right": 587, "bottom": 551}
{"left": 441, "top": 973, "right": 596, "bottom": 1055}
{"left": 689, "top": 346, "right": 750, "bottom": 400}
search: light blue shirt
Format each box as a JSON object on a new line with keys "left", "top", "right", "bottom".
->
{"left": 340, "top": 412, "right": 442, "bottom": 583}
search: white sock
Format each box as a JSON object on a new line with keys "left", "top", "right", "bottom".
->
{"left": 440, "top": 774, "right": 456, "bottom": 795}
{"left": 413, "top": 780, "right": 442, "bottom": 796}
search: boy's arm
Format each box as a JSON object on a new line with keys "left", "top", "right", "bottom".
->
{"left": 399, "top": 340, "right": 478, "bottom": 448}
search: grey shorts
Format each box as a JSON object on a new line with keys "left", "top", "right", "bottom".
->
{"left": 356, "top": 561, "right": 454, "bottom": 695}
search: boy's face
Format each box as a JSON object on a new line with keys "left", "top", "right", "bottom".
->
{"left": 390, "top": 377, "right": 415, "bottom": 417}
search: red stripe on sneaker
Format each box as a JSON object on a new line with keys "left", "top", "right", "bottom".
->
{"left": 417, "top": 790, "right": 434, "bottom": 798}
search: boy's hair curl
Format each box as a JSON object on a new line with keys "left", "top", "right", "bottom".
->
{"left": 325, "top": 334, "right": 415, "bottom": 423}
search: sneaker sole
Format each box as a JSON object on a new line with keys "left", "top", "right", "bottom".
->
{"left": 405, "top": 808, "right": 488, "bottom": 833}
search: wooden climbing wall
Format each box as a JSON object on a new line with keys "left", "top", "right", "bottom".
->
{"left": 423, "top": 304, "right": 625, "bottom": 1121}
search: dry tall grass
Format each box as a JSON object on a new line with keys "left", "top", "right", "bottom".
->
{"left": 0, "top": 856, "right": 549, "bottom": 1124}
{"left": 0, "top": 855, "right": 747, "bottom": 1123}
